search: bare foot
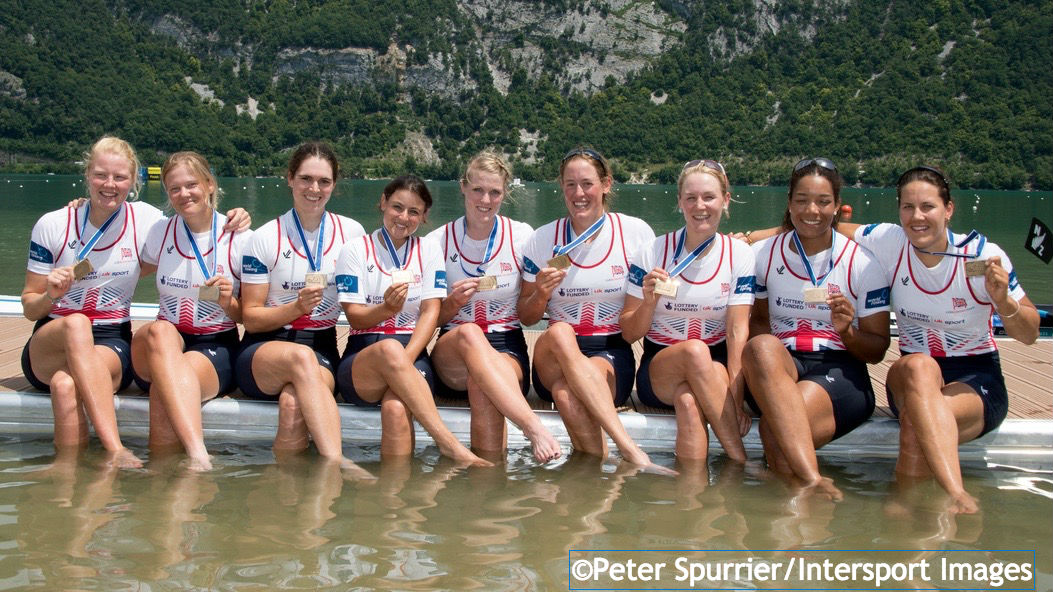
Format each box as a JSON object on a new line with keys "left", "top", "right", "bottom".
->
{"left": 185, "top": 455, "right": 213, "bottom": 472}
{"left": 443, "top": 444, "right": 495, "bottom": 467}
{"left": 801, "top": 476, "right": 843, "bottom": 502}
{"left": 340, "top": 457, "right": 378, "bottom": 482}
{"left": 104, "top": 447, "right": 143, "bottom": 469}
{"left": 948, "top": 490, "right": 979, "bottom": 515}
{"left": 523, "top": 425, "right": 563, "bottom": 463}
{"left": 619, "top": 445, "right": 678, "bottom": 476}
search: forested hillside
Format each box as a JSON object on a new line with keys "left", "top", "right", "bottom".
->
{"left": 0, "top": 0, "right": 1049, "bottom": 189}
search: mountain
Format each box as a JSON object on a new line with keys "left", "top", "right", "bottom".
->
{"left": 1, "top": 0, "right": 1049, "bottom": 189}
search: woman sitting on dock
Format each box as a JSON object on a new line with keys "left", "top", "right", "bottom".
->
{"left": 425, "top": 151, "right": 562, "bottom": 463}
{"left": 130, "top": 152, "right": 251, "bottom": 471}
{"left": 741, "top": 158, "right": 891, "bottom": 498}
{"left": 517, "top": 147, "right": 662, "bottom": 470}
{"left": 334, "top": 174, "right": 490, "bottom": 466}
{"left": 20, "top": 137, "right": 163, "bottom": 467}
{"left": 833, "top": 166, "right": 1038, "bottom": 512}
{"left": 234, "top": 142, "right": 370, "bottom": 475}
{"left": 619, "top": 159, "right": 752, "bottom": 462}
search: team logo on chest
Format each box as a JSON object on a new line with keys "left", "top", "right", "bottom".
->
{"left": 721, "top": 282, "right": 730, "bottom": 295}
{"left": 952, "top": 297, "right": 967, "bottom": 311}
{"left": 121, "top": 248, "right": 133, "bottom": 261}
{"left": 611, "top": 265, "right": 624, "bottom": 277}
{"left": 500, "top": 262, "right": 514, "bottom": 274}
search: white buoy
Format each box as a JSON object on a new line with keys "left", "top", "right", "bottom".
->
{"left": 865, "top": 201, "right": 870, "bottom": 206}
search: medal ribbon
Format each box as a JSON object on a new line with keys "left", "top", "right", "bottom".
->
{"left": 667, "top": 228, "right": 716, "bottom": 279}
{"left": 183, "top": 211, "right": 218, "bottom": 279}
{"left": 291, "top": 210, "right": 326, "bottom": 272}
{"left": 459, "top": 217, "right": 499, "bottom": 278}
{"left": 553, "top": 215, "right": 606, "bottom": 257}
{"left": 379, "top": 227, "right": 411, "bottom": 271}
{"left": 77, "top": 203, "right": 123, "bottom": 261}
{"left": 791, "top": 230, "right": 836, "bottom": 288}
{"left": 914, "top": 229, "right": 985, "bottom": 259}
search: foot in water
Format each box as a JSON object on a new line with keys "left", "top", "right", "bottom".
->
{"left": 523, "top": 424, "right": 563, "bottom": 463}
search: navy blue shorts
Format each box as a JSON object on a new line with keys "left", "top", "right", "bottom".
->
{"left": 635, "top": 339, "right": 728, "bottom": 409}
{"left": 531, "top": 333, "right": 635, "bottom": 407}
{"left": 744, "top": 349, "right": 875, "bottom": 441}
{"left": 886, "top": 351, "right": 1008, "bottom": 437}
{"left": 337, "top": 333, "right": 436, "bottom": 406}
{"left": 133, "top": 329, "right": 241, "bottom": 396}
{"left": 235, "top": 327, "right": 339, "bottom": 400}
{"left": 21, "top": 317, "right": 133, "bottom": 393}
{"left": 434, "top": 328, "right": 530, "bottom": 400}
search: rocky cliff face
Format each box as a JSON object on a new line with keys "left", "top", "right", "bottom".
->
{"left": 148, "top": 0, "right": 847, "bottom": 100}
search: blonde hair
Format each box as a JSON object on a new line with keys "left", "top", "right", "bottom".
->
{"left": 462, "top": 150, "right": 513, "bottom": 187}
{"left": 162, "top": 151, "right": 221, "bottom": 210}
{"left": 678, "top": 161, "right": 732, "bottom": 219}
{"left": 83, "top": 136, "right": 142, "bottom": 200}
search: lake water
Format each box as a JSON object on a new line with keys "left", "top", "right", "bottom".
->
{"left": 2, "top": 175, "right": 1051, "bottom": 303}
{"left": 1, "top": 436, "right": 1050, "bottom": 590}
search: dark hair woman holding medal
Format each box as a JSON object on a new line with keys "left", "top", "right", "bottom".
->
{"left": 235, "top": 142, "right": 372, "bottom": 476}
{"left": 517, "top": 147, "right": 664, "bottom": 470}
{"left": 425, "top": 151, "right": 562, "bottom": 463}
{"left": 741, "top": 158, "right": 891, "bottom": 498}
{"left": 334, "top": 175, "right": 490, "bottom": 466}
{"left": 828, "top": 166, "right": 1037, "bottom": 512}
{"left": 619, "top": 160, "right": 753, "bottom": 462}
{"left": 130, "top": 152, "right": 251, "bottom": 471}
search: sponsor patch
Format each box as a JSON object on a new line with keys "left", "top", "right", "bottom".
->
{"left": 435, "top": 270, "right": 447, "bottom": 290}
{"left": 865, "top": 286, "right": 890, "bottom": 308}
{"left": 522, "top": 256, "right": 540, "bottom": 275}
{"left": 242, "top": 255, "right": 268, "bottom": 274}
{"left": 29, "top": 241, "right": 54, "bottom": 264}
{"left": 734, "top": 276, "right": 756, "bottom": 294}
{"left": 336, "top": 274, "right": 358, "bottom": 294}
{"left": 627, "top": 264, "right": 646, "bottom": 287}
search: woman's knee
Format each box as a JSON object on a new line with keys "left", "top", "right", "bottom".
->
{"left": 449, "top": 324, "right": 487, "bottom": 355}
{"left": 381, "top": 395, "right": 412, "bottom": 434}
{"left": 59, "top": 314, "right": 95, "bottom": 348}
{"left": 141, "top": 321, "right": 180, "bottom": 350}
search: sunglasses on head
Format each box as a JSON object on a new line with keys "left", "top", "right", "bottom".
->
{"left": 562, "top": 148, "right": 605, "bottom": 164}
{"left": 683, "top": 159, "right": 726, "bottom": 176}
{"left": 793, "top": 157, "right": 838, "bottom": 173}
{"left": 897, "top": 165, "right": 950, "bottom": 191}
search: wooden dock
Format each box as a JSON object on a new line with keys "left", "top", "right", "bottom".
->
{"left": 1, "top": 316, "right": 1049, "bottom": 419}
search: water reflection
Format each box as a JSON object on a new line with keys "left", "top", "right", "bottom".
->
{"left": 1, "top": 440, "right": 1049, "bottom": 590}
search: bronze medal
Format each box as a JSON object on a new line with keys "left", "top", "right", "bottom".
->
{"left": 653, "top": 278, "right": 679, "bottom": 298}
{"left": 305, "top": 272, "right": 328, "bottom": 288}
{"left": 546, "top": 254, "right": 572, "bottom": 270}
{"left": 964, "top": 259, "right": 988, "bottom": 277}
{"left": 198, "top": 284, "right": 221, "bottom": 302}
{"left": 73, "top": 258, "right": 94, "bottom": 280}
{"left": 803, "top": 286, "right": 829, "bottom": 304}
{"left": 476, "top": 275, "right": 498, "bottom": 291}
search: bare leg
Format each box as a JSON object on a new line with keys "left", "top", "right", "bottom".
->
{"left": 888, "top": 354, "right": 984, "bottom": 514}
{"left": 28, "top": 314, "right": 140, "bottom": 467}
{"left": 351, "top": 339, "right": 490, "bottom": 466}
{"left": 48, "top": 370, "right": 89, "bottom": 447}
{"left": 466, "top": 375, "right": 508, "bottom": 456}
{"left": 273, "top": 388, "right": 311, "bottom": 453}
{"left": 380, "top": 390, "right": 415, "bottom": 458}
{"left": 432, "top": 326, "right": 561, "bottom": 462}
{"left": 549, "top": 377, "right": 607, "bottom": 457}
{"left": 132, "top": 322, "right": 220, "bottom": 470}
{"left": 648, "top": 341, "right": 746, "bottom": 461}
{"left": 533, "top": 323, "right": 652, "bottom": 467}
{"left": 742, "top": 335, "right": 837, "bottom": 493}
{"left": 671, "top": 388, "right": 709, "bottom": 459}
{"left": 249, "top": 342, "right": 344, "bottom": 460}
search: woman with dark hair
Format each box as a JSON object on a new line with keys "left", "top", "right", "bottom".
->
{"left": 425, "top": 152, "right": 562, "bottom": 463}
{"left": 619, "top": 159, "right": 752, "bottom": 462}
{"left": 335, "top": 175, "right": 490, "bottom": 466}
{"left": 835, "top": 165, "right": 1038, "bottom": 512}
{"left": 235, "top": 141, "right": 371, "bottom": 475}
{"left": 132, "top": 152, "right": 250, "bottom": 471}
{"left": 517, "top": 147, "right": 661, "bottom": 469}
{"left": 741, "top": 158, "right": 891, "bottom": 497}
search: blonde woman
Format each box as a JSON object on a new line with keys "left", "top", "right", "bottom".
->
{"left": 426, "top": 152, "right": 562, "bottom": 463}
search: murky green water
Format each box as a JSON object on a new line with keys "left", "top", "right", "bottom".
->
{"left": 2, "top": 175, "right": 1050, "bottom": 303}
{"left": 1, "top": 436, "right": 1050, "bottom": 590}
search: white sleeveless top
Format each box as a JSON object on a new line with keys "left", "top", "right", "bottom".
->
{"left": 854, "top": 223, "right": 1025, "bottom": 356}
{"left": 753, "top": 231, "right": 890, "bottom": 352}
{"left": 424, "top": 215, "right": 531, "bottom": 333}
